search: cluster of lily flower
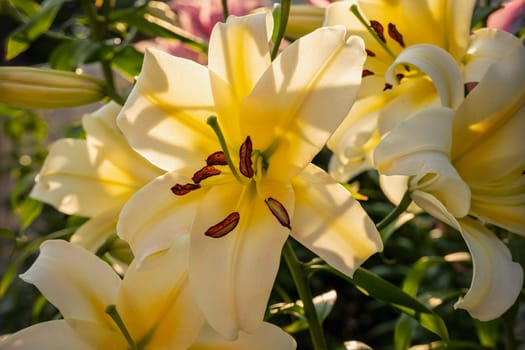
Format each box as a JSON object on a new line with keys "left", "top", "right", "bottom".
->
{"left": 0, "top": 0, "right": 524, "bottom": 349}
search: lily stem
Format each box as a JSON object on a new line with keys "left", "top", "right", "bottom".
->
{"left": 221, "top": 0, "right": 229, "bottom": 21}
{"left": 283, "top": 241, "right": 328, "bottom": 350}
{"left": 375, "top": 190, "right": 412, "bottom": 232}
{"left": 271, "top": 0, "right": 291, "bottom": 60}
{"left": 80, "top": 0, "right": 123, "bottom": 104}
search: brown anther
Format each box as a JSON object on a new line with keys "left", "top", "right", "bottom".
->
{"left": 464, "top": 82, "right": 479, "bottom": 96}
{"left": 362, "top": 69, "right": 375, "bottom": 78}
{"left": 206, "top": 151, "right": 228, "bottom": 166}
{"left": 383, "top": 83, "right": 393, "bottom": 91}
{"left": 388, "top": 23, "right": 405, "bottom": 48}
{"left": 192, "top": 165, "right": 221, "bottom": 184}
{"left": 369, "top": 20, "right": 386, "bottom": 43}
{"left": 396, "top": 73, "right": 405, "bottom": 82}
{"left": 239, "top": 136, "right": 254, "bottom": 178}
{"left": 205, "top": 212, "right": 240, "bottom": 238}
{"left": 365, "top": 49, "right": 376, "bottom": 57}
{"left": 265, "top": 197, "right": 291, "bottom": 229}
{"left": 171, "top": 183, "right": 200, "bottom": 196}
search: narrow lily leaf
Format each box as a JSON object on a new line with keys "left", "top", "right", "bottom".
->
{"left": 7, "top": 0, "right": 39, "bottom": 18}
{"left": 50, "top": 39, "right": 101, "bottom": 71}
{"left": 394, "top": 314, "right": 417, "bottom": 350}
{"left": 0, "top": 227, "right": 76, "bottom": 297}
{"left": 6, "top": 0, "right": 65, "bottom": 60}
{"left": 402, "top": 256, "right": 447, "bottom": 297}
{"left": 320, "top": 265, "right": 449, "bottom": 341}
{"left": 108, "top": 3, "right": 207, "bottom": 52}
{"left": 473, "top": 319, "right": 500, "bottom": 348}
{"left": 17, "top": 197, "right": 42, "bottom": 229}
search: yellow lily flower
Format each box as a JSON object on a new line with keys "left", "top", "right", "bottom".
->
{"left": 324, "top": 0, "right": 519, "bottom": 182}
{"left": 116, "top": 12, "right": 382, "bottom": 339}
{"left": 30, "top": 102, "right": 162, "bottom": 254}
{"left": 373, "top": 35, "right": 525, "bottom": 320}
{"left": 0, "top": 238, "right": 296, "bottom": 349}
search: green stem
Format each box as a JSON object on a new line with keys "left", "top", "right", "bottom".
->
{"left": 271, "top": 0, "right": 291, "bottom": 60}
{"left": 106, "top": 304, "right": 138, "bottom": 350}
{"left": 349, "top": 4, "right": 396, "bottom": 60}
{"left": 283, "top": 241, "right": 328, "bottom": 350}
{"left": 80, "top": 0, "right": 122, "bottom": 103}
{"left": 221, "top": 0, "right": 229, "bottom": 21}
{"left": 375, "top": 190, "right": 412, "bottom": 231}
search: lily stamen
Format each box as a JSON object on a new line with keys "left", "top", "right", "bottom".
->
{"left": 205, "top": 212, "right": 241, "bottom": 238}
{"left": 239, "top": 136, "right": 254, "bottom": 178}
{"left": 349, "top": 4, "right": 396, "bottom": 60}
{"left": 171, "top": 183, "right": 201, "bottom": 195}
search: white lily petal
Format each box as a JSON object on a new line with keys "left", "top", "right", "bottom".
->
{"left": 118, "top": 235, "right": 204, "bottom": 348}
{"left": 374, "top": 106, "right": 454, "bottom": 174}
{"left": 378, "top": 174, "right": 422, "bottom": 214}
{"left": 454, "top": 217, "right": 523, "bottom": 321}
{"left": 463, "top": 28, "right": 524, "bottom": 83}
{"left": 241, "top": 28, "right": 366, "bottom": 179}
{"left": 454, "top": 103, "right": 525, "bottom": 184}
{"left": 291, "top": 164, "right": 382, "bottom": 277}
{"left": 190, "top": 182, "right": 292, "bottom": 339}
{"left": 82, "top": 102, "right": 161, "bottom": 184}
{"left": 190, "top": 322, "right": 296, "bottom": 350}
{"left": 20, "top": 240, "right": 120, "bottom": 327}
{"left": 0, "top": 320, "right": 123, "bottom": 350}
{"left": 385, "top": 44, "right": 463, "bottom": 109}
{"left": 117, "top": 170, "right": 204, "bottom": 262}
{"left": 117, "top": 48, "right": 217, "bottom": 171}
{"left": 70, "top": 206, "right": 119, "bottom": 252}
{"left": 30, "top": 139, "right": 135, "bottom": 217}
{"left": 451, "top": 40, "right": 525, "bottom": 166}
{"left": 209, "top": 12, "right": 272, "bottom": 104}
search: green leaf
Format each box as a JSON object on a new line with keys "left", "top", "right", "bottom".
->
{"left": 402, "top": 256, "right": 445, "bottom": 297}
{"left": 5, "top": 0, "right": 65, "bottom": 60}
{"left": 394, "top": 314, "right": 417, "bottom": 350}
{"left": 0, "top": 228, "right": 16, "bottom": 239}
{"left": 7, "top": 0, "right": 39, "bottom": 17}
{"left": 108, "top": 2, "right": 207, "bottom": 52}
{"left": 50, "top": 39, "right": 101, "bottom": 71}
{"left": 111, "top": 46, "right": 144, "bottom": 81}
{"left": 18, "top": 197, "right": 43, "bottom": 229}
{"left": 471, "top": 3, "right": 503, "bottom": 29}
{"left": 0, "top": 227, "right": 76, "bottom": 297}
{"left": 320, "top": 265, "right": 449, "bottom": 341}
{"left": 473, "top": 319, "right": 500, "bottom": 348}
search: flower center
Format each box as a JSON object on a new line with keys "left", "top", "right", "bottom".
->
{"left": 350, "top": 4, "right": 411, "bottom": 91}
{"left": 169, "top": 117, "right": 291, "bottom": 238}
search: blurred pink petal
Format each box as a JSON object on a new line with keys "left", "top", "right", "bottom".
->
{"left": 487, "top": 0, "right": 525, "bottom": 33}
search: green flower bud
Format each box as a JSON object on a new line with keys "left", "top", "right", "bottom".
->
{"left": 0, "top": 67, "right": 106, "bottom": 109}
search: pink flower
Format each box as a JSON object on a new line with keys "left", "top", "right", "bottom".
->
{"left": 135, "top": 0, "right": 271, "bottom": 63}
{"left": 487, "top": 0, "right": 525, "bottom": 33}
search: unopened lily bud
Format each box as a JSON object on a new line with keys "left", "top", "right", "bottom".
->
{"left": 285, "top": 5, "right": 325, "bottom": 40}
{"left": 0, "top": 67, "right": 106, "bottom": 109}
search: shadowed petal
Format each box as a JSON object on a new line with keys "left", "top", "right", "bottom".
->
{"left": 117, "top": 48, "right": 217, "bottom": 171}
{"left": 30, "top": 139, "right": 137, "bottom": 217}
{"left": 117, "top": 170, "right": 206, "bottom": 262}
{"left": 241, "top": 28, "right": 366, "bottom": 180}
{"left": 189, "top": 322, "right": 296, "bottom": 350}
{"left": 0, "top": 320, "right": 124, "bottom": 350}
{"left": 291, "top": 164, "right": 382, "bottom": 277}
{"left": 70, "top": 206, "right": 119, "bottom": 252}
{"left": 118, "top": 235, "right": 204, "bottom": 349}
{"left": 20, "top": 240, "right": 120, "bottom": 328}
{"left": 454, "top": 217, "right": 523, "bottom": 321}
{"left": 189, "top": 182, "right": 292, "bottom": 339}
